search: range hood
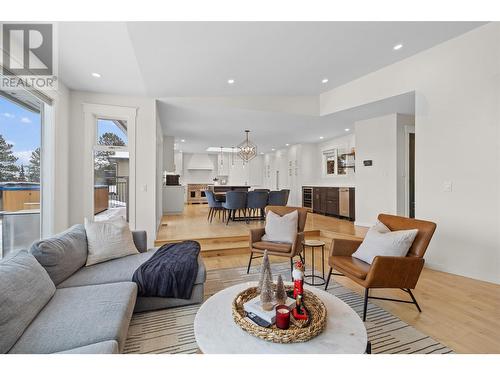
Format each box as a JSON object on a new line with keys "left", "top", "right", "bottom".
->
{"left": 186, "top": 153, "right": 214, "bottom": 170}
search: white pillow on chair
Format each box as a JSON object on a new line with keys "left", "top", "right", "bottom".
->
{"left": 261, "top": 210, "right": 298, "bottom": 244}
{"left": 352, "top": 221, "right": 418, "bottom": 264}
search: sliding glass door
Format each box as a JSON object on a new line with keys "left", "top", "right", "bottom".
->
{"left": 0, "top": 92, "right": 42, "bottom": 257}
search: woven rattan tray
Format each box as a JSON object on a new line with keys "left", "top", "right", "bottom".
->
{"left": 232, "top": 286, "right": 327, "bottom": 343}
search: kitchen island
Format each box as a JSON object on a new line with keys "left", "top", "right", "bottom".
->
{"left": 207, "top": 185, "right": 251, "bottom": 194}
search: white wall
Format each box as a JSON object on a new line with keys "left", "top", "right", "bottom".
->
{"left": 354, "top": 114, "right": 398, "bottom": 226}
{"left": 155, "top": 104, "right": 164, "bottom": 229}
{"left": 68, "top": 91, "right": 158, "bottom": 247}
{"left": 320, "top": 23, "right": 500, "bottom": 284}
{"left": 262, "top": 136, "right": 357, "bottom": 207}
{"left": 315, "top": 134, "right": 356, "bottom": 187}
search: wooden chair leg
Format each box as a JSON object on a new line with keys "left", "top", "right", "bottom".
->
{"left": 246, "top": 252, "right": 253, "bottom": 274}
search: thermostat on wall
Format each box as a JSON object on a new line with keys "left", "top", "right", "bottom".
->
{"left": 363, "top": 160, "right": 373, "bottom": 166}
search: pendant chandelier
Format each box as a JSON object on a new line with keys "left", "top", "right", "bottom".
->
{"left": 237, "top": 130, "right": 257, "bottom": 162}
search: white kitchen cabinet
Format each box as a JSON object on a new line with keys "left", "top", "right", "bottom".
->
{"left": 174, "top": 152, "right": 183, "bottom": 175}
{"left": 248, "top": 156, "right": 264, "bottom": 186}
{"left": 217, "top": 153, "right": 231, "bottom": 176}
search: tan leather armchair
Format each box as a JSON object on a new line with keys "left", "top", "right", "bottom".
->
{"left": 324, "top": 213, "right": 436, "bottom": 321}
{"left": 247, "top": 206, "right": 308, "bottom": 275}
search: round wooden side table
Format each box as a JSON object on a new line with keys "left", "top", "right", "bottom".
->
{"left": 302, "top": 239, "right": 326, "bottom": 286}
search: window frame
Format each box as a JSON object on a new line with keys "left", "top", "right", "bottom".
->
{"left": 83, "top": 104, "right": 137, "bottom": 229}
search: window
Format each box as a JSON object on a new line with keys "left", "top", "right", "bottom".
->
{"left": 324, "top": 149, "right": 337, "bottom": 175}
{"left": 94, "top": 119, "right": 129, "bottom": 222}
{"left": 323, "top": 147, "right": 355, "bottom": 176}
{"left": 0, "top": 93, "right": 43, "bottom": 257}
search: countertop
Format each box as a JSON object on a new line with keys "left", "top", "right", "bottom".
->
{"left": 303, "top": 184, "right": 356, "bottom": 188}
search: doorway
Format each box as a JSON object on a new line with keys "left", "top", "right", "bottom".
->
{"left": 93, "top": 119, "right": 129, "bottom": 222}
{"left": 408, "top": 133, "right": 415, "bottom": 218}
{"left": 83, "top": 103, "right": 137, "bottom": 229}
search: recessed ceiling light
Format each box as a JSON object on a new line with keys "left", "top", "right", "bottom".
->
{"left": 321, "top": 78, "right": 329, "bottom": 84}
{"left": 91, "top": 72, "right": 101, "bottom": 78}
{"left": 319, "top": 136, "right": 324, "bottom": 140}
{"left": 260, "top": 152, "right": 264, "bottom": 155}
{"left": 393, "top": 44, "right": 403, "bottom": 50}
{"left": 344, "top": 128, "right": 350, "bottom": 132}
{"left": 227, "top": 79, "right": 235, "bottom": 84}
{"left": 181, "top": 139, "right": 186, "bottom": 143}
{"left": 285, "top": 143, "right": 290, "bottom": 146}
{"left": 271, "top": 148, "right": 275, "bottom": 151}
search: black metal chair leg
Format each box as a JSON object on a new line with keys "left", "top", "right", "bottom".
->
{"left": 324, "top": 267, "right": 333, "bottom": 290}
{"left": 365, "top": 341, "right": 372, "bottom": 354}
{"left": 406, "top": 289, "right": 422, "bottom": 312}
{"left": 226, "top": 210, "right": 232, "bottom": 225}
{"left": 290, "top": 258, "right": 294, "bottom": 275}
{"left": 246, "top": 252, "right": 253, "bottom": 274}
{"left": 207, "top": 208, "right": 212, "bottom": 221}
{"left": 363, "top": 288, "right": 369, "bottom": 321}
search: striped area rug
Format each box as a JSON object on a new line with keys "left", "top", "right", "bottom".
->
{"left": 124, "top": 263, "right": 452, "bottom": 354}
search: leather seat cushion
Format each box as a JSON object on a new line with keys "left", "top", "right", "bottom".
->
{"left": 252, "top": 241, "right": 292, "bottom": 253}
{"left": 332, "top": 255, "right": 371, "bottom": 280}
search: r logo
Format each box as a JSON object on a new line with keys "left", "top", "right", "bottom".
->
{"left": 2, "top": 23, "right": 53, "bottom": 76}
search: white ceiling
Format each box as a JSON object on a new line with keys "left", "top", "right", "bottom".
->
{"left": 158, "top": 91, "right": 415, "bottom": 154}
{"left": 58, "top": 22, "right": 484, "bottom": 97}
{"left": 57, "top": 22, "right": 483, "bottom": 153}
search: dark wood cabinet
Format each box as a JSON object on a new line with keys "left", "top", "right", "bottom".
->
{"left": 313, "top": 187, "right": 327, "bottom": 214}
{"left": 349, "top": 188, "right": 355, "bottom": 221}
{"left": 326, "top": 187, "right": 339, "bottom": 216}
{"left": 306, "top": 186, "right": 354, "bottom": 221}
{"left": 313, "top": 187, "right": 321, "bottom": 213}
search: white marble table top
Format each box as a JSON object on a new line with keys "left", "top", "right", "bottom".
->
{"left": 194, "top": 282, "right": 367, "bottom": 354}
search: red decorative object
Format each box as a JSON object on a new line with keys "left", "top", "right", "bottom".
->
{"left": 275, "top": 305, "right": 291, "bottom": 330}
{"left": 292, "top": 260, "right": 305, "bottom": 299}
{"left": 292, "top": 295, "right": 309, "bottom": 320}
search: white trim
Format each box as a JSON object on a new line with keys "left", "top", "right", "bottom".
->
{"left": 404, "top": 125, "right": 416, "bottom": 217}
{"left": 82, "top": 103, "right": 137, "bottom": 229}
{"left": 40, "top": 103, "right": 54, "bottom": 238}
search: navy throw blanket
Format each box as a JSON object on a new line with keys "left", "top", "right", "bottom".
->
{"left": 132, "top": 240, "right": 200, "bottom": 299}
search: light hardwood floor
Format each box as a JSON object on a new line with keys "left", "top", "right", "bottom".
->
{"left": 157, "top": 205, "right": 500, "bottom": 354}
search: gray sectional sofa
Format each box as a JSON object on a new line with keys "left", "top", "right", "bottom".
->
{"left": 0, "top": 224, "right": 206, "bottom": 354}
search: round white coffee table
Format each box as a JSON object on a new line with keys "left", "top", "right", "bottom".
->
{"left": 194, "top": 282, "right": 367, "bottom": 354}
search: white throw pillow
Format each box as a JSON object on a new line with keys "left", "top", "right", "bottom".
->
{"left": 352, "top": 221, "right": 418, "bottom": 264}
{"left": 261, "top": 210, "right": 298, "bottom": 244}
{"left": 84, "top": 217, "right": 139, "bottom": 266}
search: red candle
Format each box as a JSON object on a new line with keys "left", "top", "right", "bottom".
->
{"left": 275, "top": 305, "right": 290, "bottom": 330}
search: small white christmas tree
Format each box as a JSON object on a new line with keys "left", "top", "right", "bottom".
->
{"left": 257, "top": 250, "right": 272, "bottom": 293}
{"left": 260, "top": 267, "right": 274, "bottom": 311}
{"left": 275, "top": 274, "right": 287, "bottom": 305}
